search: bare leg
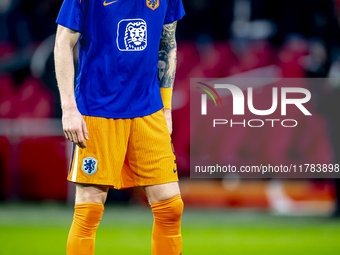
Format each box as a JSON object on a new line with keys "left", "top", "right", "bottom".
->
{"left": 75, "top": 183, "right": 109, "bottom": 204}
{"left": 144, "top": 181, "right": 180, "bottom": 204}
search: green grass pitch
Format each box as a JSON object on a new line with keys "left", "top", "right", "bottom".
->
{"left": 0, "top": 203, "right": 340, "bottom": 255}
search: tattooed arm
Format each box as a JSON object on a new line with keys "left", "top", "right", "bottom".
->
{"left": 159, "top": 21, "right": 177, "bottom": 88}
{"left": 158, "top": 21, "right": 177, "bottom": 134}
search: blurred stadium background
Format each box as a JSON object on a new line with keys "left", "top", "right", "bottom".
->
{"left": 1, "top": 0, "right": 340, "bottom": 254}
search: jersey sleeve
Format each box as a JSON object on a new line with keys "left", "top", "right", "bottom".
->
{"left": 56, "top": 0, "right": 87, "bottom": 33}
{"left": 164, "top": 0, "right": 185, "bottom": 24}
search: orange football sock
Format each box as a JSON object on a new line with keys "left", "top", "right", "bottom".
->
{"left": 151, "top": 195, "right": 184, "bottom": 255}
{"left": 67, "top": 203, "right": 104, "bottom": 255}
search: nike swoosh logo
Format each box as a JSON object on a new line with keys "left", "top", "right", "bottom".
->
{"left": 173, "top": 169, "right": 177, "bottom": 173}
{"left": 103, "top": 0, "right": 118, "bottom": 6}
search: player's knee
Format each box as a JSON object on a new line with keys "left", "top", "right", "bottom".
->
{"left": 169, "top": 197, "right": 183, "bottom": 222}
{"left": 75, "top": 204, "right": 104, "bottom": 226}
{"left": 152, "top": 195, "right": 183, "bottom": 222}
{"left": 70, "top": 203, "right": 104, "bottom": 242}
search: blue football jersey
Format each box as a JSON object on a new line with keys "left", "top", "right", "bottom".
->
{"left": 56, "top": 0, "right": 185, "bottom": 118}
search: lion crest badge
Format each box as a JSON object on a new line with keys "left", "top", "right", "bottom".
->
{"left": 146, "top": 0, "right": 159, "bottom": 10}
{"left": 117, "top": 19, "right": 147, "bottom": 51}
{"left": 82, "top": 157, "right": 98, "bottom": 175}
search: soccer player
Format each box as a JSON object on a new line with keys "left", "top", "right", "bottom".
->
{"left": 54, "top": 0, "right": 185, "bottom": 254}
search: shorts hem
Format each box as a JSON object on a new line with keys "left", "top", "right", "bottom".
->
{"left": 67, "top": 178, "right": 179, "bottom": 190}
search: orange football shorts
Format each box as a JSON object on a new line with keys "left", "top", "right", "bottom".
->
{"left": 67, "top": 109, "right": 178, "bottom": 189}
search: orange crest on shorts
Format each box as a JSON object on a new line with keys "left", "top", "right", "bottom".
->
{"left": 146, "top": 0, "right": 159, "bottom": 10}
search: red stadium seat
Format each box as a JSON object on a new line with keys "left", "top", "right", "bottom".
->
{"left": 15, "top": 77, "right": 54, "bottom": 118}
{"left": 200, "top": 41, "right": 237, "bottom": 77}
{"left": 19, "top": 136, "right": 68, "bottom": 201}
{"left": 0, "top": 75, "right": 53, "bottom": 119}
{"left": 0, "top": 75, "right": 16, "bottom": 118}
{"left": 0, "top": 136, "right": 10, "bottom": 199}
{"left": 278, "top": 39, "right": 308, "bottom": 78}
{"left": 238, "top": 40, "right": 276, "bottom": 72}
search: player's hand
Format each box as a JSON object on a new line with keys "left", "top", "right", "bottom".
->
{"left": 163, "top": 108, "right": 172, "bottom": 135}
{"left": 62, "top": 107, "right": 89, "bottom": 149}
